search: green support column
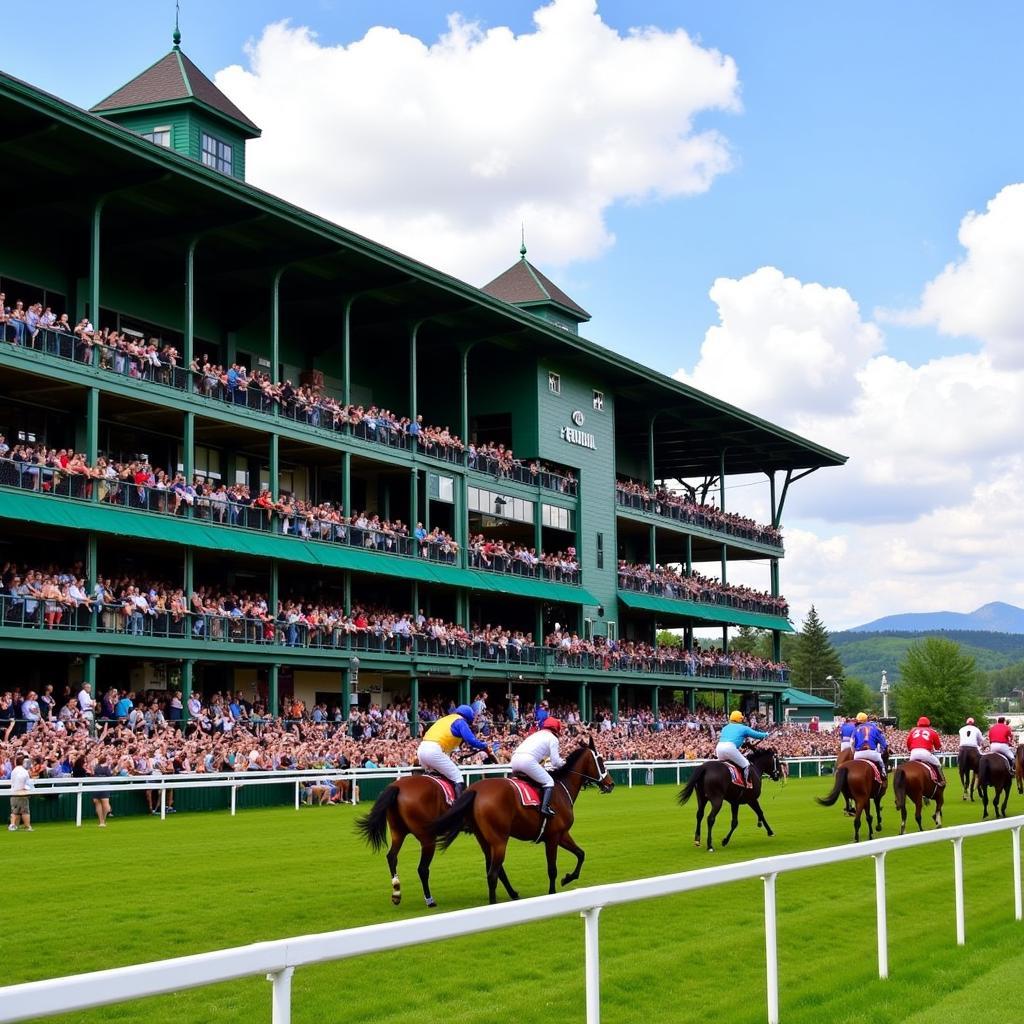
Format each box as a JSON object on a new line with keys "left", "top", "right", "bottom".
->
{"left": 342, "top": 295, "right": 357, "bottom": 407}
{"left": 268, "top": 664, "right": 280, "bottom": 719}
{"left": 649, "top": 525, "right": 657, "bottom": 569}
{"left": 647, "top": 414, "right": 656, "bottom": 489}
{"left": 773, "top": 692, "right": 783, "bottom": 725}
{"left": 686, "top": 688, "right": 696, "bottom": 713}
{"left": 341, "top": 667, "right": 351, "bottom": 724}
{"left": 611, "top": 682, "right": 620, "bottom": 723}
{"left": 725, "top": 689, "right": 732, "bottom": 713}
{"left": 719, "top": 450, "right": 726, "bottom": 513}
{"left": 460, "top": 679, "right": 472, "bottom": 706}
{"left": 269, "top": 560, "right": 279, "bottom": 622}
{"left": 721, "top": 542, "right": 728, "bottom": 585}
{"left": 183, "top": 411, "right": 194, "bottom": 484}
{"left": 535, "top": 682, "right": 545, "bottom": 705}
{"left": 88, "top": 196, "right": 105, "bottom": 325}
{"left": 343, "top": 572, "right": 352, "bottom": 612}
{"left": 410, "top": 468, "right": 418, "bottom": 533}
{"left": 183, "top": 549, "right": 194, "bottom": 597}
{"left": 184, "top": 237, "right": 197, "bottom": 369}
{"left": 409, "top": 320, "right": 420, "bottom": 421}
{"left": 342, "top": 452, "right": 351, "bottom": 518}
{"left": 271, "top": 267, "right": 284, "bottom": 383}
{"left": 772, "top": 629, "right": 782, "bottom": 663}
{"left": 409, "top": 676, "right": 420, "bottom": 738}
{"left": 86, "top": 387, "right": 99, "bottom": 465}
{"left": 535, "top": 605, "right": 544, "bottom": 649}
{"left": 651, "top": 686, "right": 659, "bottom": 722}
{"left": 770, "top": 557, "right": 780, "bottom": 597}
{"left": 181, "top": 660, "right": 194, "bottom": 721}
{"left": 269, "top": 433, "right": 279, "bottom": 499}
{"left": 411, "top": 581, "right": 420, "bottom": 621}
{"left": 86, "top": 535, "right": 98, "bottom": 591}
{"left": 722, "top": 626, "right": 729, "bottom": 654}
{"left": 459, "top": 346, "right": 471, "bottom": 450}
{"left": 577, "top": 681, "right": 587, "bottom": 724}
{"left": 685, "top": 535, "right": 692, "bottom": 575}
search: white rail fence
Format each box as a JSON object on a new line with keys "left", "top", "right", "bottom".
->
{"left": 0, "top": 753, "right": 958, "bottom": 825}
{"left": 0, "top": 811, "right": 1019, "bottom": 1024}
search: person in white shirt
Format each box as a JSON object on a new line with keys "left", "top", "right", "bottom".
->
{"left": 8, "top": 757, "right": 33, "bottom": 831}
{"left": 510, "top": 718, "right": 566, "bottom": 818}
{"left": 78, "top": 684, "right": 95, "bottom": 721}
{"left": 958, "top": 718, "right": 983, "bottom": 749}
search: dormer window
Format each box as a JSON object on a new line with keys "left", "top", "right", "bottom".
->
{"left": 141, "top": 127, "right": 171, "bottom": 147}
{"left": 201, "top": 132, "right": 233, "bottom": 176}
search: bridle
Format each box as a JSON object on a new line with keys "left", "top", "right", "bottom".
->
{"left": 561, "top": 747, "right": 614, "bottom": 793}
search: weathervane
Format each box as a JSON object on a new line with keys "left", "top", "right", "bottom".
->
{"left": 173, "top": 0, "right": 182, "bottom": 48}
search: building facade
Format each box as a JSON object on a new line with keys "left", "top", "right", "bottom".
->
{"left": 0, "top": 38, "right": 845, "bottom": 731}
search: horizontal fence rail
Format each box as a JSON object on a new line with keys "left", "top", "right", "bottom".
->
{"left": 0, "top": 806, "right": 1018, "bottom": 1024}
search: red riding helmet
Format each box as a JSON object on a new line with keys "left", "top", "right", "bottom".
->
{"left": 544, "top": 717, "right": 562, "bottom": 733}
{"left": 917, "top": 716, "right": 930, "bottom": 727}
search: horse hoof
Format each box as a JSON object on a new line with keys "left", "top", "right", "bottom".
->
{"left": 425, "top": 897, "right": 437, "bottom": 908}
{"left": 391, "top": 893, "right": 401, "bottom": 905}
{"left": 766, "top": 830, "right": 775, "bottom": 837}
{"left": 561, "top": 875, "right": 574, "bottom": 886}
{"left": 707, "top": 847, "right": 715, "bottom": 854}
{"left": 694, "top": 840, "right": 701, "bottom": 848}
{"left": 510, "top": 891, "right": 520, "bottom": 901}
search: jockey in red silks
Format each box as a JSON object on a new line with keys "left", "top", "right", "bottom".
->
{"left": 907, "top": 716, "right": 945, "bottom": 787}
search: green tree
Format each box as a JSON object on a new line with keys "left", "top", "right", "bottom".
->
{"left": 789, "top": 605, "right": 844, "bottom": 695}
{"left": 894, "top": 637, "right": 988, "bottom": 732}
{"left": 837, "top": 676, "right": 874, "bottom": 717}
{"left": 656, "top": 629, "right": 682, "bottom": 649}
{"left": 730, "top": 625, "right": 769, "bottom": 654}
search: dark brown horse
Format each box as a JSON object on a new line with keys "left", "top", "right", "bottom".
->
{"left": 837, "top": 746, "right": 855, "bottom": 815}
{"left": 958, "top": 746, "right": 980, "bottom": 801}
{"left": 357, "top": 773, "right": 459, "bottom": 908}
{"left": 817, "top": 757, "right": 888, "bottom": 841}
{"left": 1016, "top": 746, "right": 1024, "bottom": 795}
{"left": 430, "top": 736, "right": 614, "bottom": 904}
{"left": 678, "top": 747, "right": 784, "bottom": 853}
{"left": 893, "top": 760, "right": 944, "bottom": 834}
{"left": 978, "top": 751, "right": 1014, "bottom": 819}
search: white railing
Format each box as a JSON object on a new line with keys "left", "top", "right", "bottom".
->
{"left": 0, "top": 754, "right": 958, "bottom": 825}
{"left": 0, "top": 811, "right": 1019, "bottom": 1024}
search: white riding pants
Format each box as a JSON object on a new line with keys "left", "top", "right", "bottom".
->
{"left": 854, "top": 749, "right": 885, "bottom": 771}
{"left": 715, "top": 742, "right": 748, "bottom": 771}
{"left": 510, "top": 753, "right": 553, "bottom": 789}
{"left": 990, "top": 742, "right": 1014, "bottom": 767}
{"left": 839, "top": 740, "right": 853, "bottom": 751}
{"left": 909, "top": 748, "right": 942, "bottom": 769}
{"left": 417, "top": 741, "right": 462, "bottom": 784}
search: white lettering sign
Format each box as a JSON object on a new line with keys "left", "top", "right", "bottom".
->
{"left": 560, "top": 425, "right": 596, "bottom": 450}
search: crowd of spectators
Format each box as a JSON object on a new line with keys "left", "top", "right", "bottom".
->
{"left": 617, "top": 561, "right": 789, "bottom": 618}
{"left": 468, "top": 534, "right": 580, "bottom": 583}
{"left": 616, "top": 480, "right": 783, "bottom": 548}
{"left": 468, "top": 441, "right": 577, "bottom": 495}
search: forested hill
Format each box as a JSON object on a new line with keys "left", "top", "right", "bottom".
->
{"left": 831, "top": 630, "right": 1024, "bottom": 685}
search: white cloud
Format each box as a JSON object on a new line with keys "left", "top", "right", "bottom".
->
{"left": 880, "top": 183, "right": 1024, "bottom": 367}
{"left": 215, "top": 0, "right": 740, "bottom": 281}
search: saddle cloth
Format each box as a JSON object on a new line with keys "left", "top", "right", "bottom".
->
{"left": 917, "top": 762, "right": 941, "bottom": 786}
{"left": 424, "top": 774, "right": 456, "bottom": 806}
{"left": 507, "top": 776, "right": 541, "bottom": 807}
{"left": 724, "top": 764, "right": 753, "bottom": 788}
{"left": 864, "top": 762, "right": 884, "bottom": 785}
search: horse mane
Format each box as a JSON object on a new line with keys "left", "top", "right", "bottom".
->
{"left": 553, "top": 744, "right": 592, "bottom": 783}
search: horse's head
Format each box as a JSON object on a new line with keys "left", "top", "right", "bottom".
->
{"left": 583, "top": 734, "right": 615, "bottom": 793}
{"left": 751, "top": 747, "right": 783, "bottom": 782}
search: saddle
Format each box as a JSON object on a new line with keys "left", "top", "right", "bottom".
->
{"left": 917, "top": 762, "right": 943, "bottom": 787}
{"left": 507, "top": 774, "right": 542, "bottom": 807}
{"left": 863, "top": 761, "right": 884, "bottom": 786}
{"left": 723, "top": 764, "right": 754, "bottom": 789}
{"left": 423, "top": 774, "right": 457, "bottom": 806}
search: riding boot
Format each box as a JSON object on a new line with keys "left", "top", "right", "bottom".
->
{"left": 539, "top": 786, "right": 555, "bottom": 817}
{"left": 742, "top": 765, "right": 751, "bottom": 787}
{"left": 936, "top": 768, "right": 946, "bottom": 787}
{"left": 454, "top": 781, "right": 465, "bottom": 799}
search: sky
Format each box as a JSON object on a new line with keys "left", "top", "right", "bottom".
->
{"left": 4, "top": 0, "right": 1024, "bottom": 630}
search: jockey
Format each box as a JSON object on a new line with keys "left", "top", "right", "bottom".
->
{"left": 510, "top": 717, "right": 565, "bottom": 817}
{"left": 853, "top": 712, "right": 888, "bottom": 778}
{"left": 838, "top": 716, "right": 858, "bottom": 752}
{"left": 958, "top": 717, "right": 984, "bottom": 750}
{"left": 715, "top": 710, "right": 768, "bottom": 786}
{"left": 907, "top": 716, "right": 945, "bottom": 786}
{"left": 417, "top": 704, "right": 490, "bottom": 796}
{"left": 988, "top": 717, "right": 1015, "bottom": 770}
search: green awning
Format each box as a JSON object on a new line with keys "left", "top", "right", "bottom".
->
{"left": 0, "top": 490, "right": 596, "bottom": 603}
{"left": 617, "top": 589, "right": 794, "bottom": 632}
{"left": 782, "top": 687, "right": 834, "bottom": 707}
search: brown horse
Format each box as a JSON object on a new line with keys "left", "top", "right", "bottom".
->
{"left": 958, "top": 746, "right": 980, "bottom": 801}
{"left": 1016, "top": 746, "right": 1024, "bottom": 795}
{"left": 837, "top": 746, "right": 855, "bottom": 815}
{"left": 357, "top": 773, "right": 457, "bottom": 908}
{"left": 893, "top": 760, "right": 944, "bottom": 834}
{"left": 678, "top": 747, "right": 784, "bottom": 853}
{"left": 430, "top": 736, "right": 614, "bottom": 904}
{"left": 817, "top": 757, "right": 888, "bottom": 841}
{"left": 978, "top": 751, "right": 1014, "bottom": 819}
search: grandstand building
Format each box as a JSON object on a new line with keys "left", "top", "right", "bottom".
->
{"left": 0, "top": 33, "right": 845, "bottom": 730}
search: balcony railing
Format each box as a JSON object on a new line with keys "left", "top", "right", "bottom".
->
{"left": 0, "top": 596, "right": 786, "bottom": 682}
{"left": 2, "top": 328, "right": 573, "bottom": 492}
{"left": 468, "top": 548, "right": 580, "bottom": 585}
{"left": 469, "top": 452, "right": 578, "bottom": 497}
{"left": 617, "top": 572, "right": 790, "bottom": 620}
{"left": 615, "top": 487, "right": 783, "bottom": 551}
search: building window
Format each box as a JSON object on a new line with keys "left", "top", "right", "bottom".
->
{"left": 468, "top": 486, "right": 534, "bottom": 524}
{"left": 428, "top": 472, "right": 455, "bottom": 504}
{"left": 592, "top": 390, "right": 604, "bottom": 411}
{"left": 583, "top": 618, "right": 594, "bottom": 641}
{"left": 606, "top": 621, "right": 617, "bottom": 641}
{"left": 548, "top": 371, "right": 561, "bottom": 394}
{"left": 141, "top": 127, "right": 171, "bottom": 147}
{"left": 201, "top": 132, "right": 233, "bottom": 175}
{"left": 542, "top": 504, "right": 574, "bottom": 531}
{"left": 596, "top": 531, "right": 604, "bottom": 570}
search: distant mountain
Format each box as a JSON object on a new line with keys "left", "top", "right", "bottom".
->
{"left": 849, "top": 602, "right": 1024, "bottom": 634}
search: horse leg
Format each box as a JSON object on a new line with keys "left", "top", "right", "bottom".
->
{"left": 693, "top": 793, "right": 707, "bottom": 848}
{"left": 545, "top": 835, "right": 559, "bottom": 895}
{"left": 1001, "top": 784, "right": 1011, "bottom": 818}
{"left": 749, "top": 798, "right": 774, "bottom": 837}
{"left": 720, "top": 802, "right": 741, "bottom": 848}
{"left": 914, "top": 795, "right": 923, "bottom": 832}
{"left": 417, "top": 840, "right": 437, "bottom": 908}
{"left": 473, "top": 833, "right": 498, "bottom": 904}
{"left": 933, "top": 789, "right": 943, "bottom": 828}
{"left": 874, "top": 793, "right": 884, "bottom": 833}
{"left": 386, "top": 828, "right": 407, "bottom": 906}
{"left": 706, "top": 796, "right": 723, "bottom": 853}
{"left": 487, "top": 840, "right": 510, "bottom": 904}
{"left": 558, "top": 832, "right": 586, "bottom": 887}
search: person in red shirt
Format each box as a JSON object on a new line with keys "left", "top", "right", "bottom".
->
{"left": 988, "top": 717, "right": 1015, "bottom": 769}
{"left": 907, "top": 716, "right": 945, "bottom": 786}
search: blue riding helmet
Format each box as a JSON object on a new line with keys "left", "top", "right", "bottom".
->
{"left": 455, "top": 704, "right": 476, "bottom": 722}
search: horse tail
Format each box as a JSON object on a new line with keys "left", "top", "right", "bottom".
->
{"left": 678, "top": 764, "right": 707, "bottom": 805}
{"left": 979, "top": 756, "right": 991, "bottom": 788}
{"left": 354, "top": 783, "right": 401, "bottom": 853}
{"left": 816, "top": 765, "right": 848, "bottom": 807}
{"left": 893, "top": 766, "right": 907, "bottom": 814}
{"left": 431, "top": 789, "right": 477, "bottom": 850}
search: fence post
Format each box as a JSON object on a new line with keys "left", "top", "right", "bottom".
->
{"left": 873, "top": 852, "right": 888, "bottom": 979}
{"left": 628, "top": 767, "right": 633, "bottom": 789}
{"left": 295, "top": 780, "right": 300, "bottom": 810}
{"left": 267, "top": 967, "right": 294, "bottom": 1024}
{"left": 1014, "top": 827, "right": 1022, "bottom": 922}
{"left": 762, "top": 872, "right": 779, "bottom": 1024}
{"left": 160, "top": 783, "right": 167, "bottom": 820}
{"left": 582, "top": 907, "right": 602, "bottom": 1024}
{"left": 952, "top": 837, "right": 965, "bottom": 945}
{"left": 75, "top": 786, "right": 82, "bottom": 828}
{"left": 676, "top": 765, "right": 680, "bottom": 785}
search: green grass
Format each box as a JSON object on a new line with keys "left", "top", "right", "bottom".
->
{"left": 7, "top": 778, "right": 1024, "bottom": 1024}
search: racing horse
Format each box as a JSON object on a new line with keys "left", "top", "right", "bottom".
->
{"left": 356, "top": 758, "right": 493, "bottom": 908}
{"left": 678, "top": 747, "right": 784, "bottom": 853}
{"left": 958, "top": 745, "right": 980, "bottom": 801}
{"left": 817, "top": 756, "right": 888, "bottom": 841}
{"left": 430, "top": 735, "right": 614, "bottom": 904}
{"left": 978, "top": 750, "right": 1014, "bottom": 819}
{"left": 893, "top": 760, "right": 944, "bottom": 834}
{"left": 1016, "top": 745, "right": 1024, "bottom": 795}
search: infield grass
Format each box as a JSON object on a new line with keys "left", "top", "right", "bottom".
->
{"left": 6, "top": 777, "right": 1024, "bottom": 1024}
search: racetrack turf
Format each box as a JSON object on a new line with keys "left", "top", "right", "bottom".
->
{"left": 6, "top": 776, "right": 1024, "bottom": 1024}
